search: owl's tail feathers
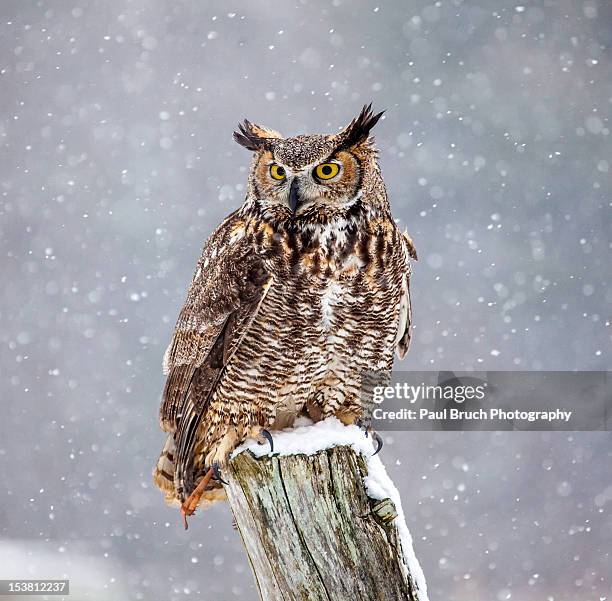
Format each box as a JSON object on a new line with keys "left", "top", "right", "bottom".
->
{"left": 152, "top": 435, "right": 227, "bottom": 516}
{"left": 153, "top": 435, "right": 179, "bottom": 506}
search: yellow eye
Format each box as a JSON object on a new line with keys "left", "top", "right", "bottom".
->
{"left": 314, "top": 162, "right": 340, "bottom": 181}
{"left": 270, "top": 164, "right": 286, "bottom": 180}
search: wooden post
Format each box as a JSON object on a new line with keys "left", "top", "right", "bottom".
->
{"left": 225, "top": 445, "right": 427, "bottom": 601}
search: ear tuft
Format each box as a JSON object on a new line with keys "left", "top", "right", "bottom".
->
{"left": 233, "top": 120, "right": 264, "bottom": 151}
{"left": 233, "top": 120, "right": 282, "bottom": 151}
{"left": 336, "top": 103, "right": 385, "bottom": 149}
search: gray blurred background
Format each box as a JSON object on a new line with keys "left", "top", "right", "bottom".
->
{"left": 1, "top": 0, "right": 610, "bottom": 599}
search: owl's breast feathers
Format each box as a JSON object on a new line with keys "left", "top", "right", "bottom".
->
{"left": 249, "top": 205, "right": 413, "bottom": 274}
{"left": 244, "top": 204, "right": 417, "bottom": 364}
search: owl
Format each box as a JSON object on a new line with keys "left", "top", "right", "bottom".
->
{"left": 153, "top": 105, "right": 417, "bottom": 527}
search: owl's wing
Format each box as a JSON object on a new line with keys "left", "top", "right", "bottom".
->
{"left": 159, "top": 210, "right": 271, "bottom": 433}
{"left": 395, "top": 230, "right": 418, "bottom": 359}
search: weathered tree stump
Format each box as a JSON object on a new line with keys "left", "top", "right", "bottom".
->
{"left": 225, "top": 445, "right": 427, "bottom": 601}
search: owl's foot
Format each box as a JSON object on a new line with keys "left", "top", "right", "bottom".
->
{"left": 258, "top": 429, "right": 275, "bottom": 455}
{"left": 211, "top": 461, "right": 228, "bottom": 485}
{"left": 356, "top": 419, "right": 384, "bottom": 456}
{"left": 371, "top": 431, "right": 383, "bottom": 455}
{"left": 180, "top": 466, "right": 214, "bottom": 530}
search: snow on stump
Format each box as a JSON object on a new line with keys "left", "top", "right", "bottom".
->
{"left": 225, "top": 418, "right": 428, "bottom": 601}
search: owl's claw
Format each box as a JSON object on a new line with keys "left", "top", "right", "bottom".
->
{"left": 260, "top": 429, "right": 275, "bottom": 454}
{"left": 180, "top": 466, "right": 215, "bottom": 530}
{"left": 372, "top": 432, "right": 384, "bottom": 456}
{"left": 356, "top": 419, "right": 382, "bottom": 455}
{"left": 211, "top": 462, "right": 229, "bottom": 485}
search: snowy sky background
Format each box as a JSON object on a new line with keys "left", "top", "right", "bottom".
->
{"left": 1, "top": 0, "right": 610, "bottom": 599}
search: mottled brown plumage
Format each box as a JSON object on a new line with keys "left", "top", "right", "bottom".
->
{"left": 153, "top": 105, "right": 417, "bottom": 513}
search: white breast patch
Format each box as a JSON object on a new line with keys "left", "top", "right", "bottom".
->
{"left": 320, "top": 280, "right": 344, "bottom": 330}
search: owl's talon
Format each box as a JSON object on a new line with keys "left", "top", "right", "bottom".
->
{"left": 260, "top": 429, "right": 275, "bottom": 454}
{"left": 212, "top": 462, "right": 229, "bottom": 485}
{"left": 372, "top": 432, "right": 383, "bottom": 455}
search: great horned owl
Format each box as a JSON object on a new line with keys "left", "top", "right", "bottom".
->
{"left": 153, "top": 105, "right": 417, "bottom": 526}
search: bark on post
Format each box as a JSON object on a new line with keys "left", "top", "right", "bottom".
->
{"left": 225, "top": 445, "right": 425, "bottom": 601}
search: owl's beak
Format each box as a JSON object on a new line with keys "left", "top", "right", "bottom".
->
{"left": 288, "top": 178, "right": 302, "bottom": 214}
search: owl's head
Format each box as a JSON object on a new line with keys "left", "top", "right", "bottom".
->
{"left": 234, "top": 105, "right": 385, "bottom": 218}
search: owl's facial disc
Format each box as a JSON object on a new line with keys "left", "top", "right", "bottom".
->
{"left": 284, "top": 165, "right": 343, "bottom": 214}
{"left": 253, "top": 149, "right": 360, "bottom": 216}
